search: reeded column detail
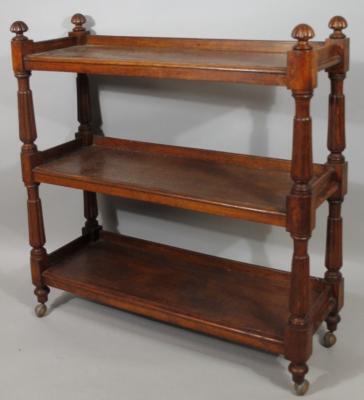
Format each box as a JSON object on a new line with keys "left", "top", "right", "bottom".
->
{"left": 323, "top": 16, "right": 348, "bottom": 342}
{"left": 285, "top": 23, "right": 316, "bottom": 395}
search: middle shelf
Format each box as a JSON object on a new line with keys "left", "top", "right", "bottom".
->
{"left": 33, "top": 135, "right": 339, "bottom": 227}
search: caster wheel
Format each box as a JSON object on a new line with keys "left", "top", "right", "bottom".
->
{"left": 294, "top": 380, "right": 309, "bottom": 396}
{"left": 322, "top": 331, "right": 337, "bottom": 348}
{"left": 35, "top": 303, "right": 47, "bottom": 318}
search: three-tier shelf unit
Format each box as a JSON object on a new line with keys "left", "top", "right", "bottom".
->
{"left": 11, "top": 14, "right": 349, "bottom": 395}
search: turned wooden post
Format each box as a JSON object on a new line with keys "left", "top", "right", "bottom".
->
{"left": 71, "top": 14, "right": 101, "bottom": 240}
{"left": 10, "top": 21, "right": 49, "bottom": 317}
{"left": 324, "top": 16, "right": 349, "bottom": 339}
{"left": 285, "top": 24, "right": 317, "bottom": 394}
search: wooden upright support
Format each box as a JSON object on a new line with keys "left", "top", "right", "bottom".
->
{"left": 10, "top": 21, "right": 49, "bottom": 317}
{"left": 71, "top": 14, "right": 101, "bottom": 240}
{"left": 285, "top": 23, "right": 317, "bottom": 395}
{"left": 324, "top": 16, "right": 349, "bottom": 340}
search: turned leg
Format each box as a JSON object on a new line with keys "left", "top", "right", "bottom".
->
{"left": 10, "top": 21, "right": 51, "bottom": 316}
{"left": 286, "top": 237, "right": 312, "bottom": 395}
{"left": 76, "top": 73, "right": 101, "bottom": 239}
{"left": 323, "top": 198, "right": 343, "bottom": 347}
{"left": 289, "top": 363, "right": 309, "bottom": 396}
{"left": 285, "top": 24, "right": 317, "bottom": 395}
{"left": 28, "top": 184, "right": 50, "bottom": 317}
{"left": 322, "top": 17, "right": 349, "bottom": 347}
{"left": 82, "top": 191, "right": 101, "bottom": 239}
{"left": 14, "top": 67, "right": 50, "bottom": 315}
{"left": 323, "top": 74, "right": 346, "bottom": 346}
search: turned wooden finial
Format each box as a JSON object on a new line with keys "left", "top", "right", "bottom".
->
{"left": 71, "top": 13, "right": 87, "bottom": 32}
{"left": 10, "top": 21, "right": 28, "bottom": 41}
{"left": 329, "top": 16, "right": 348, "bottom": 39}
{"left": 292, "top": 24, "right": 315, "bottom": 50}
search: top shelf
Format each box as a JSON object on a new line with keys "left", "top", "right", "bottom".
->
{"left": 23, "top": 37, "right": 341, "bottom": 86}
{"left": 26, "top": 40, "right": 290, "bottom": 85}
{"left": 11, "top": 15, "right": 348, "bottom": 87}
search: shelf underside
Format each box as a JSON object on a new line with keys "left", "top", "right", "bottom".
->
{"left": 43, "top": 231, "right": 332, "bottom": 354}
{"left": 34, "top": 136, "right": 338, "bottom": 226}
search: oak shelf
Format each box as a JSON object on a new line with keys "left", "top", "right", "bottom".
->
{"left": 11, "top": 14, "right": 350, "bottom": 395}
{"left": 33, "top": 136, "right": 338, "bottom": 226}
{"left": 43, "top": 231, "right": 331, "bottom": 355}
{"left": 24, "top": 36, "right": 341, "bottom": 85}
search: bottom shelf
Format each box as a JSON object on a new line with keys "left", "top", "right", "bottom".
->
{"left": 43, "top": 231, "right": 333, "bottom": 355}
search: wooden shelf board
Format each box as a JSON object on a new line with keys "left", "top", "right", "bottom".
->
{"left": 43, "top": 231, "right": 331, "bottom": 354}
{"left": 26, "top": 44, "right": 287, "bottom": 71}
{"left": 33, "top": 137, "right": 336, "bottom": 227}
{"left": 25, "top": 38, "right": 291, "bottom": 84}
{"left": 23, "top": 35, "right": 341, "bottom": 84}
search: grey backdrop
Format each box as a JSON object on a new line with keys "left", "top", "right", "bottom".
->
{"left": 0, "top": 1, "right": 363, "bottom": 399}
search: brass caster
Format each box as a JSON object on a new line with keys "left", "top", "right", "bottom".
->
{"left": 322, "top": 331, "right": 337, "bottom": 348}
{"left": 35, "top": 303, "right": 47, "bottom": 318}
{"left": 294, "top": 380, "right": 309, "bottom": 396}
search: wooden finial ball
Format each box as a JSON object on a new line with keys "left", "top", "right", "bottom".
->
{"left": 10, "top": 21, "right": 28, "bottom": 40}
{"left": 329, "top": 16, "right": 348, "bottom": 39}
{"left": 71, "top": 13, "right": 87, "bottom": 32}
{"left": 292, "top": 24, "right": 315, "bottom": 50}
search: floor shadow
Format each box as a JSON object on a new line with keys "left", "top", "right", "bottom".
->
{"left": 67, "top": 295, "right": 289, "bottom": 390}
{"left": 309, "top": 291, "right": 364, "bottom": 394}
{"left": 48, "top": 291, "right": 75, "bottom": 312}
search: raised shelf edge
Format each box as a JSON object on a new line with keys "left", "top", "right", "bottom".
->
{"left": 20, "top": 36, "right": 342, "bottom": 85}
{"left": 33, "top": 136, "right": 339, "bottom": 228}
{"left": 43, "top": 231, "right": 333, "bottom": 355}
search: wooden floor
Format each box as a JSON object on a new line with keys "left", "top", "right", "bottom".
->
{"left": 43, "top": 231, "right": 329, "bottom": 354}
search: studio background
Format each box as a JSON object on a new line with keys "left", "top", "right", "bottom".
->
{"left": 0, "top": 1, "right": 363, "bottom": 399}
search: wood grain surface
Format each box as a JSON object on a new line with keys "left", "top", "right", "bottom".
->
{"left": 43, "top": 231, "right": 331, "bottom": 354}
